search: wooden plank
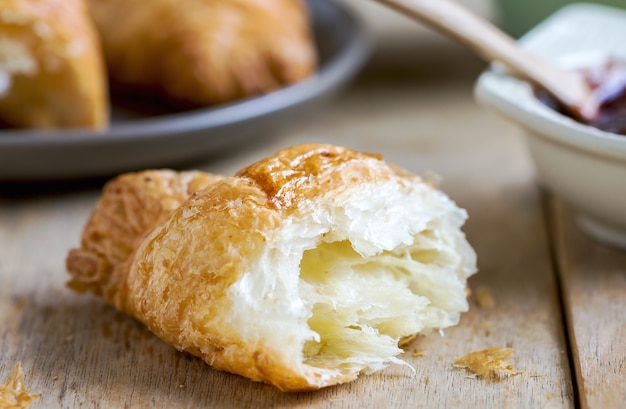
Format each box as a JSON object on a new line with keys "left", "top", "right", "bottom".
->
{"left": 547, "top": 196, "right": 626, "bottom": 408}
{"left": 0, "top": 5, "right": 574, "bottom": 403}
{"left": 0, "top": 79, "right": 574, "bottom": 407}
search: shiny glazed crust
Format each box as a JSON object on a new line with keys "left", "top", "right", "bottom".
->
{"left": 0, "top": 0, "right": 108, "bottom": 128}
{"left": 86, "top": 0, "right": 316, "bottom": 106}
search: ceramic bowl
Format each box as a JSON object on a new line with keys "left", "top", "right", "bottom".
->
{"left": 475, "top": 3, "right": 626, "bottom": 249}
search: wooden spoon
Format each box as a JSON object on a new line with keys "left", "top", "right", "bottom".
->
{"left": 371, "top": 0, "right": 595, "bottom": 118}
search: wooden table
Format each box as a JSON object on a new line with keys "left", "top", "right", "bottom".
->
{"left": 1, "top": 5, "right": 625, "bottom": 408}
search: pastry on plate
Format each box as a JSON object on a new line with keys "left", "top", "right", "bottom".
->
{"left": 86, "top": 0, "right": 316, "bottom": 106}
{"left": 0, "top": 0, "right": 108, "bottom": 129}
{"left": 67, "top": 144, "right": 477, "bottom": 391}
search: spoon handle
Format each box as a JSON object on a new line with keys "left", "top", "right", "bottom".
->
{"left": 372, "top": 0, "right": 589, "bottom": 109}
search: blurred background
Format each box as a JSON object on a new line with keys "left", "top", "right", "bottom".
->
{"left": 344, "top": 0, "right": 626, "bottom": 39}
{"left": 495, "top": 0, "right": 626, "bottom": 38}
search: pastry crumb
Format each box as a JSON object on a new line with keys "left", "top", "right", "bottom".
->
{"left": 479, "top": 321, "right": 491, "bottom": 336}
{"left": 473, "top": 285, "right": 495, "bottom": 309}
{"left": 0, "top": 362, "right": 41, "bottom": 409}
{"left": 453, "top": 347, "right": 521, "bottom": 380}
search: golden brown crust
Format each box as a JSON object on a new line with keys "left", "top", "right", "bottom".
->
{"left": 0, "top": 0, "right": 108, "bottom": 129}
{"left": 86, "top": 0, "right": 316, "bottom": 106}
{"left": 66, "top": 169, "right": 223, "bottom": 308}
{"left": 126, "top": 176, "right": 330, "bottom": 391}
{"left": 235, "top": 144, "right": 386, "bottom": 209}
{"left": 125, "top": 147, "right": 389, "bottom": 390}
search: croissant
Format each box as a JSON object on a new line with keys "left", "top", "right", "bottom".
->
{"left": 67, "top": 144, "right": 477, "bottom": 391}
{"left": 0, "top": 0, "right": 108, "bottom": 129}
{"left": 86, "top": 0, "right": 316, "bottom": 106}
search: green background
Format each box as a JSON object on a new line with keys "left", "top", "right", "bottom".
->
{"left": 497, "top": 0, "right": 626, "bottom": 37}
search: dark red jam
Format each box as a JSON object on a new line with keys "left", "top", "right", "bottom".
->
{"left": 536, "top": 58, "right": 626, "bottom": 135}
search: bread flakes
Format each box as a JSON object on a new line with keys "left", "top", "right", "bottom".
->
{"left": 473, "top": 285, "right": 496, "bottom": 309}
{"left": 0, "top": 362, "right": 41, "bottom": 409}
{"left": 453, "top": 347, "right": 521, "bottom": 380}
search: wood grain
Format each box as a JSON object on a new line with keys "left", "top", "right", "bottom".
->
{"left": 0, "top": 11, "right": 576, "bottom": 406}
{"left": 547, "top": 196, "right": 626, "bottom": 409}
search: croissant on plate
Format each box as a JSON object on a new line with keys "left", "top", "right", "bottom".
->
{"left": 67, "top": 144, "right": 477, "bottom": 391}
{"left": 0, "top": 0, "right": 108, "bottom": 129}
{"left": 86, "top": 0, "right": 317, "bottom": 106}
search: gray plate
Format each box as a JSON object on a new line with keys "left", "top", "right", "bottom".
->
{"left": 0, "top": 0, "right": 369, "bottom": 182}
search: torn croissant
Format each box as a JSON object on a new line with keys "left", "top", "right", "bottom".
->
{"left": 0, "top": 0, "right": 108, "bottom": 129}
{"left": 67, "top": 144, "right": 477, "bottom": 391}
{"left": 85, "top": 0, "right": 316, "bottom": 106}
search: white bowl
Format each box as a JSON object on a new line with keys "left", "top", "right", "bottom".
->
{"left": 475, "top": 3, "right": 626, "bottom": 249}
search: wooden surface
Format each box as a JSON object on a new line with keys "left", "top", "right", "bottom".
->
{"left": 1, "top": 3, "right": 624, "bottom": 408}
{"left": 547, "top": 197, "right": 626, "bottom": 409}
